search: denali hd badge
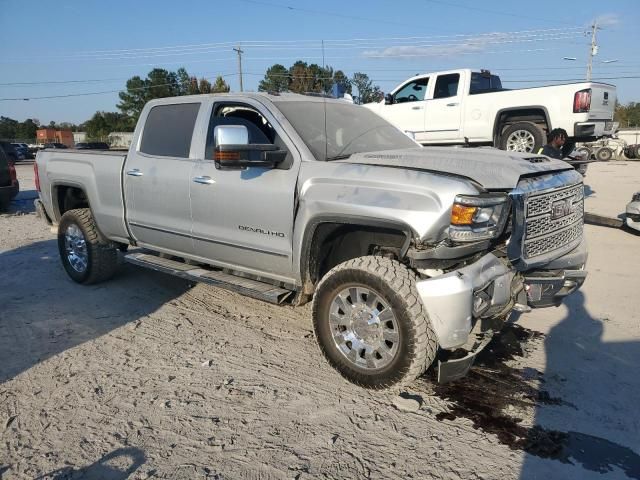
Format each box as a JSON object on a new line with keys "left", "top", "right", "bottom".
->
{"left": 239, "top": 225, "right": 285, "bottom": 237}
{"left": 551, "top": 198, "right": 573, "bottom": 220}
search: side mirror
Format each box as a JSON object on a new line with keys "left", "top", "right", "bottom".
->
{"left": 384, "top": 93, "right": 394, "bottom": 105}
{"left": 214, "top": 125, "right": 286, "bottom": 169}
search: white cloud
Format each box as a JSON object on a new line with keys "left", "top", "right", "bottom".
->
{"left": 362, "top": 34, "right": 510, "bottom": 58}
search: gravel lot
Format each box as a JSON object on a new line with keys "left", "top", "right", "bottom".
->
{"left": 1, "top": 161, "right": 639, "bottom": 479}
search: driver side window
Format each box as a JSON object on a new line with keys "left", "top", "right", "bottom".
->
{"left": 393, "top": 78, "right": 429, "bottom": 104}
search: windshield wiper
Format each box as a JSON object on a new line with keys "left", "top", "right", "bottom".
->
{"left": 326, "top": 153, "right": 354, "bottom": 161}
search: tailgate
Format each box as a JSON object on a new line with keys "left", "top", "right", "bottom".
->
{"left": 588, "top": 83, "right": 616, "bottom": 120}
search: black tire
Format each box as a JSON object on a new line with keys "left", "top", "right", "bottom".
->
{"left": 499, "top": 122, "right": 545, "bottom": 154}
{"left": 595, "top": 147, "right": 613, "bottom": 162}
{"left": 576, "top": 147, "right": 592, "bottom": 160}
{"left": 58, "top": 208, "right": 118, "bottom": 284}
{"left": 0, "top": 194, "right": 10, "bottom": 212}
{"left": 312, "top": 256, "right": 437, "bottom": 389}
{"left": 631, "top": 145, "right": 640, "bottom": 160}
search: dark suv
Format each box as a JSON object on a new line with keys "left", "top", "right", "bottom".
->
{"left": 0, "top": 147, "right": 19, "bottom": 211}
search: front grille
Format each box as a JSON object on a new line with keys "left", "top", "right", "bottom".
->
{"left": 523, "top": 182, "right": 584, "bottom": 260}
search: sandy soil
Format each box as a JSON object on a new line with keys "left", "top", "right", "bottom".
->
{"left": 1, "top": 161, "right": 638, "bottom": 479}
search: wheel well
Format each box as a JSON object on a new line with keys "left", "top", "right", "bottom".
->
{"left": 303, "top": 223, "right": 409, "bottom": 295}
{"left": 55, "top": 185, "right": 89, "bottom": 218}
{"left": 494, "top": 109, "right": 550, "bottom": 143}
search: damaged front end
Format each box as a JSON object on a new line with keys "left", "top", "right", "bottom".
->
{"left": 408, "top": 169, "right": 588, "bottom": 383}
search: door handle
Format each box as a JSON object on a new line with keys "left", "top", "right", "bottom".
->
{"left": 446, "top": 102, "right": 459, "bottom": 107}
{"left": 411, "top": 106, "right": 424, "bottom": 110}
{"left": 126, "top": 169, "right": 143, "bottom": 177}
{"left": 193, "top": 175, "right": 215, "bottom": 185}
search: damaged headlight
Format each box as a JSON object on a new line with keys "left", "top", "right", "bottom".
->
{"left": 448, "top": 194, "right": 510, "bottom": 242}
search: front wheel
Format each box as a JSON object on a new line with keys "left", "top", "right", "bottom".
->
{"left": 58, "top": 208, "right": 119, "bottom": 284}
{"left": 499, "top": 122, "right": 545, "bottom": 154}
{"left": 312, "top": 256, "right": 437, "bottom": 389}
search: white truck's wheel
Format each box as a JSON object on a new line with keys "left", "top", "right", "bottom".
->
{"left": 500, "top": 122, "right": 544, "bottom": 153}
{"left": 58, "top": 208, "right": 118, "bottom": 284}
{"left": 312, "top": 256, "right": 437, "bottom": 389}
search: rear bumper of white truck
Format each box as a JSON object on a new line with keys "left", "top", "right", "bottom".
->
{"left": 574, "top": 120, "right": 616, "bottom": 140}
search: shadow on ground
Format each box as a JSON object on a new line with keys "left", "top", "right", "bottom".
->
{"left": 424, "top": 291, "right": 640, "bottom": 479}
{"left": 33, "top": 447, "right": 146, "bottom": 480}
{"left": 0, "top": 239, "right": 190, "bottom": 383}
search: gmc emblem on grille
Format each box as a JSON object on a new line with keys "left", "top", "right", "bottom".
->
{"left": 551, "top": 198, "right": 573, "bottom": 219}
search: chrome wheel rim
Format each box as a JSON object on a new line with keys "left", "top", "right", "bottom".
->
{"left": 506, "top": 129, "right": 536, "bottom": 152}
{"left": 64, "top": 224, "right": 88, "bottom": 273}
{"left": 329, "top": 286, "right": 399, "bottom": 370}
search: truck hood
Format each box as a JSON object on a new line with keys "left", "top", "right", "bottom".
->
{"left": 335, "top": 147, "right": 573, "bottom": 190}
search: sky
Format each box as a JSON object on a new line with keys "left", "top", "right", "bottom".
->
{"left": 1, "top": 0, "right": 639, "bottom": 125}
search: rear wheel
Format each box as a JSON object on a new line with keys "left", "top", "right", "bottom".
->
{"left": 58, "top": 208, "right": 118, "bottom": 284}
{"left": 595, "top": 147, "right": 613, "bottom": 162}
{"left": 312, "top": 256, "right": 437, "bottom": 389}
{"left": 499, "top": 122, "right": 545, "bottom": 154}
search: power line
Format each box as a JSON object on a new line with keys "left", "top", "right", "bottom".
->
{"left": 2, "top": 28, "right": 586, "bottom": 63}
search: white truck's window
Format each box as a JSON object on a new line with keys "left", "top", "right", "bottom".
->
{"left": 433, "top": 74, "right": 460, "bottom": 99}
{"left": 393, "top": 78, "right": 429, "bottom": 103}
{"left": 140, "top": 103, "right": 200, "bottom": 158}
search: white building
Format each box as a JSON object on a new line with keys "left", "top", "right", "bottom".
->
{"left": 108, "top": 132, "right": 134, "bottom": 148}
{"left": 73, "top": 132, "right": 87, "bottom": 144}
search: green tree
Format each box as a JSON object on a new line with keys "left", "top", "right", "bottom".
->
{"left": 199, "top": 78, "right": 212, "bottom": 94}
{"left": 615, "top": 101, "right": 640, "bottom": 127}
{"left": 351, "top": 72, "right": 382, "bottom": 104}
{"left": 258, "top": 64, "right": 290, "bottom": 92}
{"left": 289, "top": 61, "right": 314, "bottom": 93}
{"left": 84, "top": 111, "right": 134, "bottom": 141}
{"left": 16, "top": 119, "right": 38, "bottom": 140}
{"left": 0, "top": 117, "right": 19, "bottom": 139}
{"left": 211, "top": 76, "right": 230, "bottom": 93}
{"left": 117, "top": 68, "right": 181, "bottom": 121}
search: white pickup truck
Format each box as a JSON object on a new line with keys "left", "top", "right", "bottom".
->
{"left": 365, "top": 69, "right": 617, "bottom": 154}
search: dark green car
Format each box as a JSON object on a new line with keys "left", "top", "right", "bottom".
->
{"left": 0, "top": 147, "right": 19, "bottom": 211}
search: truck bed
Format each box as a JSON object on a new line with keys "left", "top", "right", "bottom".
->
{"left": 36, "top": 149, "right": 130, "bottom": 243}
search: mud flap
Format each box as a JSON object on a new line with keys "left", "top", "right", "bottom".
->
{"left": 437, "top": 332, "right": 494, "bottom": 384}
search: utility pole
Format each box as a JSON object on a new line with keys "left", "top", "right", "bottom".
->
{"left": 233, "top": 45, "right": 244, "bottom": 92}
{"left": 586, "top": 21, "right": 599, "bottom": 81}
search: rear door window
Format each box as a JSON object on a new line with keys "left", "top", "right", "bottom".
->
{"left": 140, "top": 103, "right": 200, "bottom": 158}
{"left": 433, "top": 74, "right": 460, "bottom": 99}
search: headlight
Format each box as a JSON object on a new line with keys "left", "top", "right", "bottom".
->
{"left": 448, "top": 194, "right": 509, "bottom": 242}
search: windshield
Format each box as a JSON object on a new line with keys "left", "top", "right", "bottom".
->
{"left": 274, "top": 100, "right": 418, "bottom": 161}
{"left": 470, "top": 72, "right": 503, "bottom": 94}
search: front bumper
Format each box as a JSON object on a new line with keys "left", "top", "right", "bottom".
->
{"left": 415, "top": 239, "right": 588, "bottom": 351}
{"left": 626, "top": 198, "right": 640, "bottom": 232}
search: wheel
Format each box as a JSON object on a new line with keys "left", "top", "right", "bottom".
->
{"left": 595, "top": 147, "right": 613, "bottom": 162}
{"left": 631, "top": 145, "right": 640, "bottom": 160}
{"left": 312, "top": 256, "right": 437, "bottom": 389}
{"left": 57, "top": 208, "right": 118, "bottom": 284}
{"left": 499, "top": 122, "right": 545, "bottom": 153}
{"left": 576, "top": 147, "right": 592, "bottom": 160}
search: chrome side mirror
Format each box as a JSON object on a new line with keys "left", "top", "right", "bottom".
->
{"left": 214, "top": 125, "right": 249, "bottom": 147}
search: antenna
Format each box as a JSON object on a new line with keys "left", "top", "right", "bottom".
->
{"left": 322, "top": 39, "right": 328, "bottom": 161}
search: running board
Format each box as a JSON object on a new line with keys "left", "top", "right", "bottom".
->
{"left": 124, "top": 252, "right": 294, "bottom": 304}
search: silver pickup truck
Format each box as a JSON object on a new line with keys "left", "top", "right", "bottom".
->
{"left": 35, "top": 93, "right": 587, "bottom": 389}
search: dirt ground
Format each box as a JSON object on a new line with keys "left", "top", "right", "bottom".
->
{"left": 1, "top": 161, "right": 639, "bottom": 480}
